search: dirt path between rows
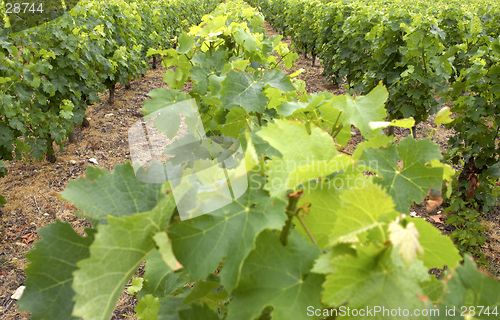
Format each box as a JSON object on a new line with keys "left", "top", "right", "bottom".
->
{"left": 1, "top": 20, "right": 499, "bottom": 320}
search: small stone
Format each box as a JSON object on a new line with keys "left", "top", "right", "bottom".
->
{"left": 88, "top": 158, "right": 98, "bottom": 165}
{"left": 43, "top": 213, "right": 50, "bottom": 216}
{"left": 11, "top": 286, "right": 25, "bottom": 300}
{"left": 70, "top": 160, "right": 77, "bottom": 165}
{"left": 410, "top": 211, "right": 421, "bottom": 217}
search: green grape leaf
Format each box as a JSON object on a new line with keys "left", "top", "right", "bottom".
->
{"left": 434, "top": 107, "right": 454, "bottom": 125}
{"left": 18, "top": 221, "right": 95, "bottom": 320}
{"left": 181, "top": 280, "right": 228, "bottom": 308}
{"left": 411, "top": 218, "right": 461, "bottom": 269}
{"left": 220, "top": 70, "right": 295, "bottom": 113}
{"left": 72, "top": 196, "right": 177, "bottom": 320}
{"left": 332, "top": 84, "right": 388, "bottom": 136}
{"left": 60, "top": 163, "right": 165, "bottom": 224}
{"left": 311, "top": 250, "right": 334, "bottom": 274}
{"left": 246, "top": 131, "right": 282, "bottom": 159}
{"left": 179, "top": 304, "right": 220, "bottom": 320}
{"left": 256, "top": 119, "right": 337, "bottom": 198}
{"left": 420, "top": 277, "right": 444, "bottom": 304}
{"left": 287, "top": 155, "right": 355, "bottom": 191}
{"left": 359, "top": 137, "right": 443, "bottom": 213}
{"left": 155, "top": 284, "right": 193, "bottom": 320}
{"left": 352, "top": 133, "right": 394, "bottom": 160}
{"left": 264, "top": 87, "right": 286, "bottom": 110}
{"left": 323, "top": 245, "right": 429, "bottom": 319}
{"left": 144, "top": 88, "right": 191, "bottom": 114}
{"left": 141, "top": 250, "right": 186, "bottom": 299}
{"left": 221, "top": 107, "right": 249, "bottom": 137}
{"left": 233, "top": 26, "right": 258, "bottom": 53}
{"left": 158, "top": 297, "right": 183, "bottom": 320}
{"left": 276, "top": 101, "right": 308, "bottom": 117}
{"left": 168, "top": 171, "right": 287, "bottom": 291}
{"left": 177, "top": 32, "right": 195, "bottom": 54}
{"left": 136, "top": 294, "right": 160, "bottom": 320}
{"left": 127, "top": 277, "right": 144, "bottom": 295}
{"left": 191, "top": 50, "right": 226, "bottom": 95}
{"left": 257, "top": 120, "right": 337, "bottom": 162}
{"left": 227, "top": 230, "right": 324, "bottom": 320}
{"left": 296, "top": 177, "right": 345, "bottom": 249}
{"left": 431, "top": 256, "right": 500, "bottom": 320}
{"left": 329, "top": 182, "right": 396, "bottom": 245}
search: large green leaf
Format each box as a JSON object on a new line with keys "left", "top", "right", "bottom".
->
{"left": 331, "top": 84, "right": 388, "bottom": 136}
{"left": 296, "top": 179, "right": 343, "bottom": 249}
{"left": 220, "top": 69, "right": 295, "bottom": 113}
{"left": 411, "top": 218, "right": 461, "bottom": 269}
{"left": 329, "top": 182, "right": 397, "bottom": 245}
{"left": 142, "top": 88, "right": 190, "bottom": 115}
{"left": 256, "top": 119, "right": 338, "bottom": 198}
{"left": 157, "top": 287, "right": 193, "bottom": 320}
{"left": 60, "top": 163, "right": 166, "bottom": 224}
{"left": 72, "top": 196, "right": 177, "bottom": 320}
{"left": 136, "top": 294, "right": 160, "bottom": 320}
{"left": 323, "top": 245, "right": 430, "bottom": 319}
{"left": 18, "top": 221, "right": 95, "bottom": 320}
{"left": 359, "top": 137, "right": 443, "bottom": 213}
{"left": 227, "top": 230, "right": 324, "bottom": 320}
{"left": 233, "top": 26, "right": 259, "bottom": 53}
{"left": 176, "top": 32, "right": 195, "bottom": 54}
{"left": 221, "top": 107, "right": 250, "bottom": 137}
{"left": 142, "top": 93, "right": 198, "bottom": 139}
{"left": 190, "top": 50, "right": 227, "bottom": 95}
{"left": 168, "top": 171, "right": 287, "bottom": 291}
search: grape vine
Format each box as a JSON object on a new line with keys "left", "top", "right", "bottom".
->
{"left": 17, "top": 1, "right": 500, "bottom": 319}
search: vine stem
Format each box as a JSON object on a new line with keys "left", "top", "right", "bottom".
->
{"left": 257, "top": 112, "right": 263, "bottom": 126}
{"left": 330, "top": 111, "right": 343, "bottom": 137}
{"left": 296, "top": 214, "right": 317, "bottom": 245}
{"left": 279, "top": 191, "right": 302, "bottom": 246}
{"left": 245, "top": 118, "right": 253, "bottom": 132}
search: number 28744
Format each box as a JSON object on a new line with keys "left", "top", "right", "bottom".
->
{"left": 5, "top": 3, "right": 44, "bottom": 14}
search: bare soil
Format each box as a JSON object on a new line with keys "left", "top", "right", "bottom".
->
{"left": 0, "top": 21, "right": 499, "bottom": 320}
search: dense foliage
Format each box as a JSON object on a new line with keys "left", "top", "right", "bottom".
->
{"left": 0, "top": 0, "right": 221, "bottom": 204}
{"left": 248, "top": 0, "right": 500, "bottom": 260}
{"left": 17, "top": 1, "right": 500, "bottom": 319}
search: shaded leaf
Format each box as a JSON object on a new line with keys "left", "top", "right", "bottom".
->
{"left": 226, "top": 230, "right": 324, "bottom": 320}
{"left": 18, "top": 221, "right": 95, "bottom": 320}
{"left": 359, "top": 137, "right": 443, "bottom": 213}
{"left": 72, "top": 196, "right": 177, "bottom": 320}
{"left": 168, "top": 171, "right": 287, "bottom": 291}
{"left": 60, "top": 163, "right": 166, "bottom": 224}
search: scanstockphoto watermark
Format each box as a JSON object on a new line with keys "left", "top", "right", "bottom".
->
{"left": 127, "top": 98, "right": 380, "bottom": 220}
{"left": 307, "top": 306, "right": 440, "bottom": 318}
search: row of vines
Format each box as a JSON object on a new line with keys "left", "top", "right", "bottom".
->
{"left": 0, "top": 0, "right": 222, "bottom": 205}
{"left": 247, "top": 0, "right": 500, "bottom": 259}
{"left": 16, "top": 0, "right": 500, "bottom": 319}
